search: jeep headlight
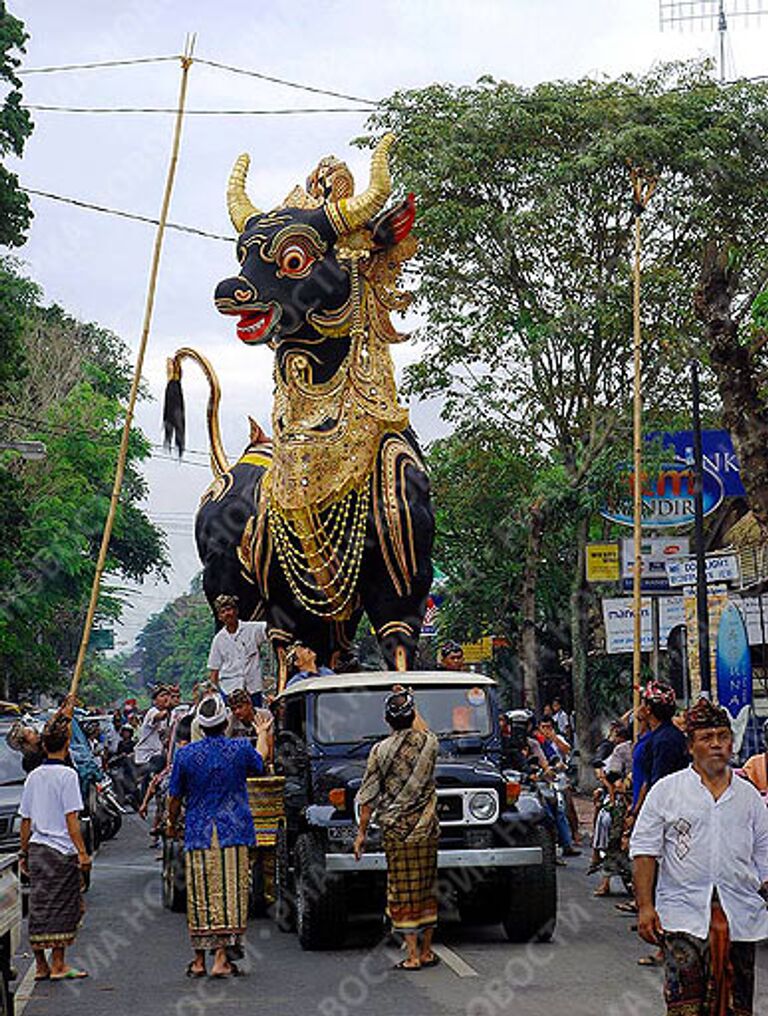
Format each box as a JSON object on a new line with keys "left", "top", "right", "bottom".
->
{"left": 11, "top": 814, "right": 21, "bottom": 834}
{"left": 468, "top": 791, "right": 496, "bottom": 822}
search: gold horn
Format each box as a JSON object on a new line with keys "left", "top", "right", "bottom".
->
{"left": 330, "top": 133, "right": 395, "bottom": 232}
{"left": 226, "top": 153, "right": 261, "bottom": 233}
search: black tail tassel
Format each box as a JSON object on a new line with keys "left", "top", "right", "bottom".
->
{"left": 163, "top": 378, "right": 185, "bottom": 456}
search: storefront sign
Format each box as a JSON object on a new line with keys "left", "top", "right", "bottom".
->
{"left": 620, "top": 537, "right": 689, "bottom": 592}
{"left": 657, "top": 430, "right": 744, "bottom": 497}
{"left": 602, "top": 462, "right": 724, "bottom": 529}
{"left": 586, "top": 543, "right": 620, "bottom": 582}
{"left": 665, "top": 554, "right": 739, "bottom": 588}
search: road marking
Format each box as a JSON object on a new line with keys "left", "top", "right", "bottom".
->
{"left": 432, "top": 944, "right": 479, "bottom": 978}
{"left": 14, "top": 961, "right": 37, "bottom": 1016}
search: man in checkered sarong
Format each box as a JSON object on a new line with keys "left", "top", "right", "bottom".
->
{"left": 355, "top": 689, "right": 440, "bottom": 970}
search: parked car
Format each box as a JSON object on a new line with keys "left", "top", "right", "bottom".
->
{"left": 272, "top": 671, "right": 557, "bottom": 950}
{"left": 0, "top": 729, "right": 27, "bottom": 855}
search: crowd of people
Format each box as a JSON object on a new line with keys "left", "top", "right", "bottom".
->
{"left": 9, "top": 613, "right": 768, "bottom": 1011}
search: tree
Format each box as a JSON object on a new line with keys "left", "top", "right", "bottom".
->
{"left": 136, "top": 587, "right": 213, "bottom": 696}
{"left": 364, "top": 62, "right": 768, "bottom": 751}
{"left": 0, "top": 276, "right": 168, "bottom": 696}
{"left": 0, "top": 4, "right": 32, "bottom": 247}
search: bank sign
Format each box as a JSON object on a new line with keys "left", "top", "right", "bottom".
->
{"left": 601, "top": 461, "right": 724, "bottom": 529}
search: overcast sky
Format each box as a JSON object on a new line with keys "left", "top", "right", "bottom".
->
{"left": 9, "top": 0, "right": 768, "bottom": 648}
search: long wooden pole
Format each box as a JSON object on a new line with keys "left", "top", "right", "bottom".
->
{"left": 69, "top": 38, "right": 195, "bottom": 700}
{"left": 630, "top": 167, "right": 657, "bottom": 740}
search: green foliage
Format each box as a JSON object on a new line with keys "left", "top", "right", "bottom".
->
{"left": 78, "top": 654, "right": 134, "bottom": 709}
{"left": 427, "top": 421, "right": 541, "bottom": 641}
{"left": 0, "top": 264, "right": 168, "bottom": 697}
{"left": 0, "top": 4, "right": 32, "bottom": 247}
{"left": 136, "top": 588, "right": 214, "bottom": 696}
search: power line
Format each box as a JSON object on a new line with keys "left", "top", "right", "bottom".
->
{"left": 17, "top": 55, "right": 182, "bottom": 75}
{"left": 23, "top": 104, "right": 375, "bottom": 116}
{"left": 17, "top": 52, "right": 376, "bottom": 104}
{"left": 1, "top": 409, "right": 215, "bottom": 459}
{"left": 193, "top": 57, "right": 375, "bottom": 105}
{"left": 21, "top": 188, "right": 231, "bottom": 242}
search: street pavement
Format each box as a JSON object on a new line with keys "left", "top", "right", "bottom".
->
{"left": 14, "top": 814, "right": 768, "bottom": 1016}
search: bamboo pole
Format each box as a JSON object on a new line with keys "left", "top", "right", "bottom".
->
{"left": 630, "top": 167, "right": 657, "bottom": 741}
{"left": 69, "top": 36, "right": 196, "bottom": 701}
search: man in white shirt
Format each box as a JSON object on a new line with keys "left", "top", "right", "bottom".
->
{"left": 630, "top": 697, "right": 768, "bottom": 1016}
{"left": 207, "top": 594, "right": 268, "bottom": 705}
{"left": 19, "top": 715, "right": 90, "bottom": 981}
{"left": 134, "top": 685, "right": 171, "bottom": 768}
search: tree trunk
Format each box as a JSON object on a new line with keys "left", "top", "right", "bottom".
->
{"left": 519, "top": 500, "right": 544, "bottom": 713}
{"left": 695, "top": 243, "right": 768, "bottom": 534}
{"left": 570, "top": 514, "right": 594, "bottom": 787}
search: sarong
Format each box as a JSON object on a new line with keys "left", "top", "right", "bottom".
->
{"left": 28, "top": 843, "right": 83, "bottom": 950}
{"left": 185, "top": 828, "right": 250, "bottom": 950}
{"left": 383, "top": 833, "right": 438, "bottom": 935}
{"left": 662, "top": 903, "right": 755, "bottom": 1016}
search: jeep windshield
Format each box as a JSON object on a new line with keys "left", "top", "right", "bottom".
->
{"left": 314, "top": 686, "right": 492, "bottom": 745}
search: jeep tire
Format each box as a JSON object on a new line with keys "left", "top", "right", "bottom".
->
{"left": 162, "top": 837, "right": 187, "bottom": 913}
{"left": 502, "top": 826, "right": 557, "bottom": 943}
{"left": 295, "top": 830, "right": 347, "bottom": 950}
{"left": 273, "top": 826, "right": 295, "bottom": 932}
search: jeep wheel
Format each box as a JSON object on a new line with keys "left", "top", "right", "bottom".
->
{"left": 249, "top": 855, "right": 268, "bottom": 918}
{"left": 162, "top": 838, "right": 187, "bottom": 913}
{"left": 502, "top": 826, "right": 557, "bottom": 943}
{"left": 295, "top": 831, "right": 347, "bottom": 950}
{"left": 273, "top": 826, "right": 295, "bottom": 933}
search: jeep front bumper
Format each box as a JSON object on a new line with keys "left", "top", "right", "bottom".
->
{"left": 325, "top": 846, "right": 543, "bottom": 872}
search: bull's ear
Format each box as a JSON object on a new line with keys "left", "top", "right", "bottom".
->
{"left": 371, "top": 193, "right": 416, "bottom": 248}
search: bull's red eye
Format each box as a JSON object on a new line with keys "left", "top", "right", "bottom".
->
{"left": 279, "top": 243, "right": 313, "bottom": 277}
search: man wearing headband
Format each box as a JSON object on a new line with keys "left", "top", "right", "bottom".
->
{"left": 207, "top": 595, "right": 268, "bottom": 706}
{"left": 633, "top": 680, "right": 689, "bottom": 820}
{"left": 438, "top": 641, "right": 465, "bottom": 672}
{"left": 631, "top": 697, "right": 768, "bottom": 1015}
{"left": 355, "top": 688, "right": 440, "bottom": 970}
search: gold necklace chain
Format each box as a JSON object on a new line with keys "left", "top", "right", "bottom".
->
{"left": 268, "top": 481, "right": 370, "bottom": 618}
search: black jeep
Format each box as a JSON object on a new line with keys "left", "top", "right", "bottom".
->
{"left": 272, "top": 671, "right": 556, "bottom": 950}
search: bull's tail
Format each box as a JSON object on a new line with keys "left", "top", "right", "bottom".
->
{"left": 164, "top": 348, "right": 230, "bottom": 478}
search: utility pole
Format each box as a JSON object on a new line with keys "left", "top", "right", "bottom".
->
{"left": 691, "top": 359, "right": 712, "bottom": 694}
{"left": 659, "top": 1, "right": 768, "bottom": 82}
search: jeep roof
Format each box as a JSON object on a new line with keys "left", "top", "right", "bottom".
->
{"left": 276, "top": 670, "right": 495, "bottom": 699}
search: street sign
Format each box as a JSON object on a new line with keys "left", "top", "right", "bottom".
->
{"left": 602, "top": 596, "right": 686, "bottom": 654}
{"left": 586, "top": 543, "right": 620, "bottom": 582}
{"left": 461, "top": 636, "right": 493, "bottom": 663}
{"left": 620, "top": 537, "right": 689, "bottom": 592}
{"left": 665, "top": 554, "right": 739, "bottom": 588}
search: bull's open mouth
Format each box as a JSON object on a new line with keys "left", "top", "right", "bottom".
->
{"left": 235, "top": 304, "right": 281, "bottom": 344}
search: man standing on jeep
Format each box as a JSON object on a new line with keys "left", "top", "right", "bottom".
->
{"left": 354, "top": 689, "right": 440, "bottom": 971}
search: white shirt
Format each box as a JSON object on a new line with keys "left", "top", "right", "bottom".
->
{"left": 134, "top": 705, "right": 169, "bottom": 765}
{"left": 630, "top": 765, "right": 768, "bottom": 941}
{"left": 207, "top": 620, "right": 267, "bottom": 695}
{"left": 20, "top": 762, "right": 83, "bottom": 855}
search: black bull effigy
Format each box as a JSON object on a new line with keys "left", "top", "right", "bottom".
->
{"left": 163, "top": 135, "right": 435, "bottom": 686}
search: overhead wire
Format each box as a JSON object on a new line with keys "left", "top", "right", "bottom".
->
{"left": 23, "top": 104, "right": 375, "bottom": 115}
{"left": 16, "top": 55, "right": 182, "bottom": 74}
{"left": 21, "top": 188, "right": 232, "bottom": 242}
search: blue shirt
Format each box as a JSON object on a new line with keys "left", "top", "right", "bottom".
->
{"left": 286, "top": 666, "right": 334, "bottom": 688}
{"left": 647, "top": 721, "right": 689, "bottom": 788}
{"left": 168, "top": 736, "right": 263, "bottom": 850}
{"left": 632, "top": 731, "right": 652, "bottom": 809}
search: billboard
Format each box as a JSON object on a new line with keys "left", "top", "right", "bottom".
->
{"left": 602, "top": 461, "right": 724, "bottom": 529}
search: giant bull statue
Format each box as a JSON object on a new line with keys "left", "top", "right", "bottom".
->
{"left": 164, "top": 135, "right": 434, "bottom": 683}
